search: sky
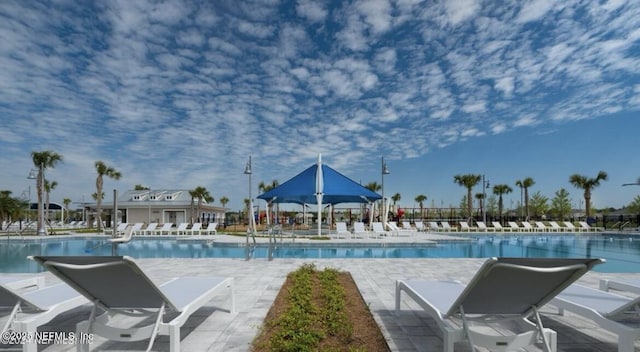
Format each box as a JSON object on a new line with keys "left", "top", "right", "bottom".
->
{"left": 1, "top": 0, "right": 639, "bottom": 213}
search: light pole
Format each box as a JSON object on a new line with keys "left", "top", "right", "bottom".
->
{"left": 148, "top": 187, "right": 152, "bottom": 224}
{"left": 27, "top": 165, "right": 46, "bottom": 236}
{"left": 244, "top": 156, "right": 253, "bottom": 239}
{"left": 381, "top": 156, "right": 390, "bottom": 224}
{"left": 482, "top": 175, "right": 490, "bottom": 224}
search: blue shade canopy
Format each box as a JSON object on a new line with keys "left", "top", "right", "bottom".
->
{"left": 257, "top": 163, "right": 381, "bottom": 205}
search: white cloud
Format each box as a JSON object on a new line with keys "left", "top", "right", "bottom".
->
{"left": 494, "top": 77, "right": 514, "bottom": 97}
{"left": 513, "top": 115, "right": 538, "bottom": 127}
{"left": 356, "top": 0, "right": 393, "bottom": 34}
{"left": 516, "top": 0, "right": 556, "bottom": 24}
{"left": 296, "top": 0, "right": 328, "bottom": 23}
{"left": 444, "top": 0, "right": 480, "bottom": 25}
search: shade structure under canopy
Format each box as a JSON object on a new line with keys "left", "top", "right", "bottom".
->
{"left": 257, "top": 155, "right": 381, "bottom": 235}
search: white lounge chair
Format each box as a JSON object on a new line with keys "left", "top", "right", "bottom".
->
{"left": 579, "top": 221, "right": 599, "bottom": 232}
{"left": 459, "top": 221, "right": 475, "bottom": 232}
{"left": 475, "top": 221, "right": 489, "bottom": 231}
{"left": 1, "top": 279, "right": 88, "bottom": 352}
{"left": 396, "top": 257, "right": 604, "bottom": 352}
{"left": 371, "top": 222, "right": 388, "bottom": 237}
{"left": 189, "top": 222, "right": 203, "bottom": 235}
{"left": 550, "top": 277, "right": 640, "bottom": 352}
{"left": 0, "top": 275, "right": 45, "bottom": 290}
{"left": 204, "top": 222, "right": 218, "bottom": 235}
{"left": 563, "top": 221, "right": 579, "bottom": 232}
{"left": 141, "top": 222, "right": 158, "bottom": 235}
{"left": 508, "top": 221, "right": 524, "bottom": 232}
{"left": 521, "top": 221, "right": 536, "bottom": 232}
{"left": 172, "top": 222, "right": 189, "bottom": 235}
{"left": 535, "top": 222, "right": 551, "bottom": 232}
{"left": 492, "top": 221, "right": 506, "bottom": 232}
{"left": 30, "top": 255, "right": 235, "bottom": 352}
{"left": 429, "top": 221, "right": 442, "bottom": 232}
{"left": 353, "top": 222, "right": 370, "bottom": 238}
{"left": 334, "top": 222, "right": 351, "bottom": 239}
{"left": 115, "top": 222, "right": 128, "bottom": 235}
{"left": 156, "top": 223, "right": 174, "bottom": 235}
{"left": 387, "top": 221, "right": 411, "bottom": 236}
{"left": 129, "top": 222, "right": 144, "bottom": 236}
{"left": 414, "top": 221, "right": 426, "bottom": 231}
{"left": 548, "top": 221, "right": 565, "bottom": 232}
{"left": 441, "top": 221, "right": 457, "bottom": 232}
{"left": 402, "top": 221, "right": 414, "bottom": 231}
{"left": 600, "top": 278, "right": 640, "bottom": 295}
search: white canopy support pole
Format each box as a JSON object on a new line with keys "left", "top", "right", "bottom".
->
{"left": 265, "top": 201, "right": 271, "bottom": 226}
{"left": 316, "top": 153, "right": 323, "bottom": 237}
{"left": 384, "top": 197, "right": 391, "bottom": 228}
{"left": 250, "top": 200, "right": 257, "bottom": 236}
{"left": 370, "top": 202, "right": 376, "bottom": 228}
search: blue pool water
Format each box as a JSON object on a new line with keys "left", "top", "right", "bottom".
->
{"left": 1, "top": 235, "right": 640, "bottom": 273}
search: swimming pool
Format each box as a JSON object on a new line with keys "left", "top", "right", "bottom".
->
{"left": 2, "top": 235, "right": 639, "bottom": 273}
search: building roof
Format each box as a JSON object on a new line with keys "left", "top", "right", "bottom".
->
{"left": 87, "top": 189, "right": 223, "bottom": 210}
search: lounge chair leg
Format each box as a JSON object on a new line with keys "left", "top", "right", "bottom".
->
{"left": 618, "top": 334, "right": 635, "bottom": 352}
{"left": 1, "top": 302, "right": 20, "bottom": 333}
{"left": 77, "top": 303, "right": 99, "bottom": 352}
{"left": 394, "top": 281, "right": 402, "bottom": 315}
{"left": 443, "top": 333, "right": 455, "bottom": 352}
{"left": 145, "top": 304, "right": 165, "bottom": 352}
{"left": 169, "top": 325, "right": 180, "bottom": 352}
{"left": 459, "top": 306, "right": 476, "bottom": 351}
{"left": 532, "top": 306, "right": 554, "bottom": 352}
{"left": 76, "top": 321, "right": 90, "bottom": 352}
{"left": 23, "top": 341, "right": 38, "bottom": 352}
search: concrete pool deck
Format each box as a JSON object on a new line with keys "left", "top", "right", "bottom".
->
{"left": 6, "top": 233, "right": 640, "bottom": 351}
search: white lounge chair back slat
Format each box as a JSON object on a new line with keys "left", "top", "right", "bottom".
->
{"left": 31, "top": 256, "right": 178, "bottom": 311}
{"left": 0, "top": 284, "right": 45, "bottom": 313}
{"left": 353, "top": 222, "right": 366, "bottom": 232}
{"left": 447, "top": 257, "right": 605, "bottom": 317}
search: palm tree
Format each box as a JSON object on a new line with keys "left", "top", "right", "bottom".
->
{"left": 364, "top": 182, "right": 381, "bottom": 193}
{"left": 569, "top": 171, "right": 608, "bottom": 218}
{"left": 219, "top": 196, "right": 229, "bottom": 209}
{"left": 0, "top": 191, "right": 28, "bottom": 230}
{"left": 515, "top": 177, "right": 535, "bottom": 221}
{"left": 94, "top": 161, "right": 121, "bottom": 231}
{"left": 391, "top": 193, "right": 401, "bottom": 206}
{"left": 31, "top": 150, "right": 63, "bottom": 235}
{"left": 453, "top": 174, "right": 482, "bottom": 222}
{"left": 63, "top": 198, "right": 72, "bottom": 224}
{"left": 415, "top": 194, "right": 427, "bottom": 220}
{"left": 492, "top": 184, "right": 513, "bottom": 223}
{"left": 189, "top": 186, "right": 213, "bottom": 223}
{"left": 44, "top": 179, "right": 58, "bottom": 223}
{"left": 258, "top": 180, "right": 279, "bottom": 224}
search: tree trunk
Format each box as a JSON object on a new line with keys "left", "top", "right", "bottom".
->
{"left": 96, "top": 176, "right": 103, "bottom": 231}
{"left": 37, "top": 169, "right": 44, "bottom": 234}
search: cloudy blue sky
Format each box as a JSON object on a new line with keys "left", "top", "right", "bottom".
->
{"left": 1, "top": 0, "right": 639, "bottom": 212}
